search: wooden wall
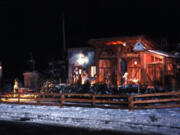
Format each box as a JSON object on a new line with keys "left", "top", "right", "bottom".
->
{"left": 95, "top": 46, "right": 172, "bottom": 87}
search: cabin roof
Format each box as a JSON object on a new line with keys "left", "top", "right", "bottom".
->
{"left": 148, "top": 50, "right": 180, "bottom": 58}
{"left": 88, "top": 35, "right": 160, "bottom": 50}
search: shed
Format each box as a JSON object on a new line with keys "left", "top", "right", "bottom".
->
{"left": 88, "top": 35, "right": 180, "bottom": 89}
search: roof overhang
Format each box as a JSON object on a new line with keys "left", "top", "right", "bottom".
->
{"left": 148, "top": 50, "right": 180, "bottom": 58}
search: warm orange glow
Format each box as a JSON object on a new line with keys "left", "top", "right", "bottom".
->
{"left": 98, "top": 59, "right": 112, "bottom": 83}
{"left": 90, "top": 80, "right": 96, "bottom": 86}
{"left": 131, "top": 78, "right": 139, "bottom": 84}
{"left": 99, "top": 76, "right": 103, "bottom": 83}
{"left": 1, "top": 93, "right": 38, "bottom": 102}
{"left": 167, "top": 64, "right": 173, "bottom": 71}
{"left": 116, "top": 41, "right": 124, "bottom": 44}
{"left": 106, "top": 42, "right": 111, "bottom": 45}
{"left": 106, "top": 40, "right": 124, "bottom": 45}
{"left": 112, "top": 41, "right": 117, "bottom": 45}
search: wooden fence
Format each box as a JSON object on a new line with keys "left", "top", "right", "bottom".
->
{"left": 61, "top": 93, "right": 128, "bottom": 109}
{"left": 130, "top": 91, "right": 180, "bottom": 110}
{"left": 0, "top": 91, "right": 180, "bottom": 110}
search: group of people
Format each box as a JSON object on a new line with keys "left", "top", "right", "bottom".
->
{"left": 72, "top": 66, "right": 131, "bottom": 86}
{"left": 73, "top": 67, "right": 89, "bottom": 85}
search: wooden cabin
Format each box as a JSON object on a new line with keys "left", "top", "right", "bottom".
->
{"left": 88, "top": 35, "right": 180, "bottom": 89}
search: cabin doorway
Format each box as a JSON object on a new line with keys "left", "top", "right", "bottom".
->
{"left": 121, "top": 59, "right": 127, "bottom": 84}
{"left": 98, "top": 59, "right": 117, "bottom": 85}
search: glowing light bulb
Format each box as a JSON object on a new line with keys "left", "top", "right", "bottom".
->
{"left": 123, "top": 42, "right": 126, "bottom": 46}
{"left": 77, "top": 53, "right": 89, "bottom": 65}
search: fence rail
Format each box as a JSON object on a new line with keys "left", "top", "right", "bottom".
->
{"left": 130, "top": 91, "right": 180, "bottom": 110}
{"left": 0, "top": 91, "right": 180, "bottom": 110}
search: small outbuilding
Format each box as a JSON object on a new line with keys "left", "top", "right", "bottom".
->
{"left": 88, "top": 35, "right": 180, "bottom": 89}
{"left": 68, "top": 35, "right": 180, "bottom": 90}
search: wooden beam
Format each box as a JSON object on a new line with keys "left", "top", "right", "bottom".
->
{"left": 133, "top": 98, "right": 180, "bottom": 104}
{"left": 135, "top": 104, "right": 180, "bottom": 109}
{"left": 132, "top": 91, "right": 180, "bottom": 98}
{"left": 143, "top": 52, "right": 147, "bottom": 84}
{"left": 95, "top": 47, "right": 100, "bottom": 83}
{"left": 163, "top": 57, "right": 167, "bottom": 88}
{"left": 133, "top": 68, "right": 140, "bottom": 79}
{"left": 146, "top": 62, "right": 163, "bottom": 64}
{"left": 117, "top": 47, "right": 121, "bottom": 85}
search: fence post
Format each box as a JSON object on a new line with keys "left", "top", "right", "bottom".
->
{"left": 61, "top": 93, "right": 65, "bottom": 108}
{"left": 0, "top": 93, "right": 1, "bottom": 102}
{"left": 177, "top": 94, "right": 180, "bottom": 105}
{"left": 92, "top": 94, "right": 96, "bottom": 107}
{"left": 36, "top": 93, "right": 40, "bottom": 104}
{"left": 128, "top": 95, "right": 134, "bottom": 111}
{"left": 18, "top": 92, "right": 20, "bottom": 103}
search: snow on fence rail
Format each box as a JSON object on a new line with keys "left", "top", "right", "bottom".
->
{"left": 0, "top": 91, "right": 180, "bottom": 110}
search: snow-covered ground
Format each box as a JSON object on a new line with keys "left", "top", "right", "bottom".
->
{"left": 0, "top": 103, "right": 180, "bottom": 135}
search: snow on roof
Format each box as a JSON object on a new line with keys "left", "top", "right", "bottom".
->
{"left": 148, "top": 50, "right": 180, "bottom": 58}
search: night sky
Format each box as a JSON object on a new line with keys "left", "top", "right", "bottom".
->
{"left": 2, "top": 1, "right": 180, "bottom": 80}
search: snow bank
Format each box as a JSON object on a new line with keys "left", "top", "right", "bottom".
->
{"left": 0, "top": 103, "right": 180, "bottom": 135}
